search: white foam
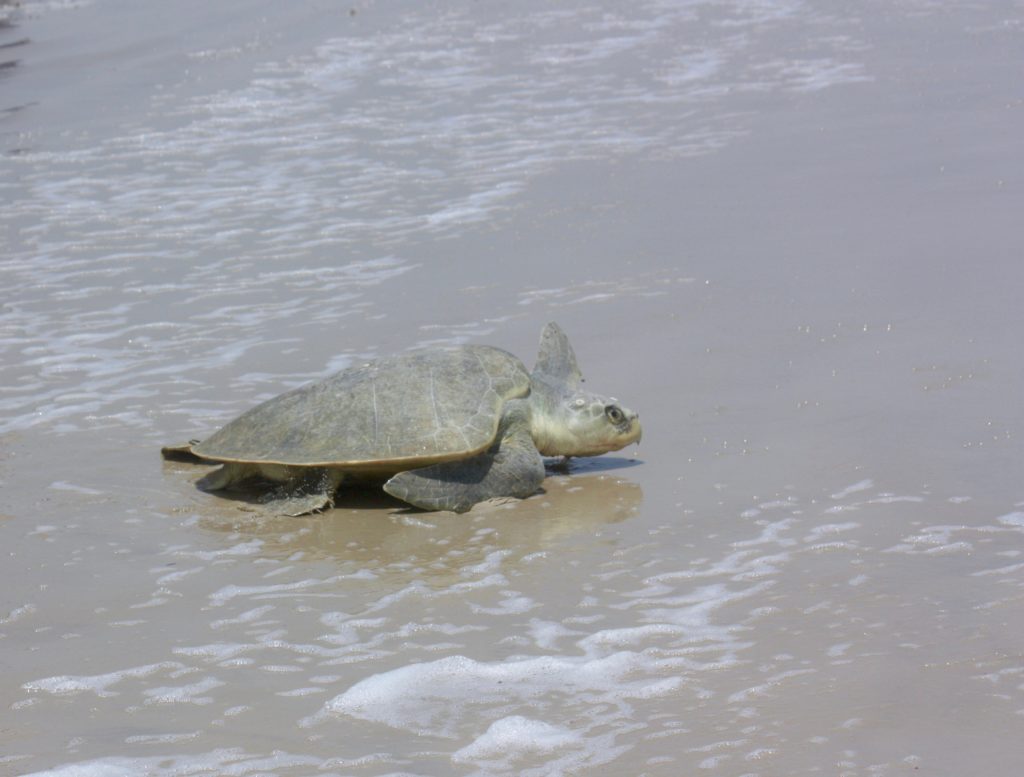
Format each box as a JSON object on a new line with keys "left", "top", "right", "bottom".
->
{"left": 123, "top": 731, "right": 201, "bottom": 745}
{"left": 155, "top": 567, "right": 202, "bottom": 585}
{"left": 208, "top": 578, "right": 325, "bottom": 607}
{"left": 318, "top": 615, "right": 389, "bottom": 647}
{"left": 47, "top": 481, "right": 103, "bottom": 495}
{"left": 0, "top": 603, "right": 37, "bottom": 624}
{"left": 577, "top": 624, "right": 684, "bottom": 650}
{"left": 210, "top": 605, "right": 275, "bottom": 629}
{"left": 315, "top": 652, "right": 683, "bottom": 738}
{"left": 452, "top": 715, "right": 582, "bottom": 763}
{"left": 997, "top": 511, "right": 1024, "bottom": 528}
{"left": 23, "top": 662, "right": 187, "bottom": 697}
{"left": 469, "top": 594, "right": 537, "bottom": 615}
{"left": 19, "top": 749, "right": 325, "bottom": 777}
{"left": 727, "top": 668, "right": 817, "bottom": 703}
{"left": 971, "top": 562, "right": 1024, "bottom": 578}
{"left": 884, "top": 525, "right": 977, "bottom": 555}
{"left": 143, "top": 676, "right": 224, "bottom": 705}
{"left": 803, "top": 522, "right": 860, "bottom": 542}
{"left": 528, "top": 619, "right": 579, "bottom": 650}
{"left": 172, "top": 643, "right": 256, "bottom": 663}
{"left": 184, "top": 539, "right": 264, "bottom": 562}
{"left": 831, "top": 479, "right": 874, "bottom": 499}
{"left": 733, "top": 518, "right": 798, "bottom": 548}
{"left": 276, "top": 687, "right": 325, "bottom": 697}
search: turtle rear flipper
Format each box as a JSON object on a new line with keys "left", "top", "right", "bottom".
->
{"left": 161, "top": 441, "right": 206, "bottom": 463}
{"left": 384, "top": 416, "right": 544, "bottom": 513}
{"left": 196, "top": 464, "right": 343, "bottom": 516}
{"left": 258, "top": 469, "right": 346, "bottom": 516}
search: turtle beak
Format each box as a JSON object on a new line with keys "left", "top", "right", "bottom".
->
{"left": 628, "top": 412, "right": 642, "bottom": 446}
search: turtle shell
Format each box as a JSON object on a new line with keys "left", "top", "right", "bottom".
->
{"left": 192, "top": 345, "right": 531, "bottom": 470}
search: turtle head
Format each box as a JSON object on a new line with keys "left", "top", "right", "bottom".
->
{"left": 530, "top": 387, "right": 642, "bottom": 457}
{"left": 528, "top": 323, "right": 642, "bottom": 458}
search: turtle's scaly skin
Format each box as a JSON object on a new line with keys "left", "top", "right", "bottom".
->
{"left": 192, "top": 345, "right": 530, "bottom": 471}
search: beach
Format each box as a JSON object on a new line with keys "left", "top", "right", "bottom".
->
{"left": 2, "top": 1, "right": 1023, "bottom": 774}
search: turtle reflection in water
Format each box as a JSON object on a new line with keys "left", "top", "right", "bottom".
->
{"left": 162, "top": 323, "right": 642, "bottom": 514}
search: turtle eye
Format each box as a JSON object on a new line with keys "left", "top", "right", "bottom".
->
{"left": 605, "top": 405, "right": 624, "bottom": 424}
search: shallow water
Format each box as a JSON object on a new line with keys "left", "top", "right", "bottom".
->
{"left": 2, "top": 0, "right": 1024, "bottom": 774}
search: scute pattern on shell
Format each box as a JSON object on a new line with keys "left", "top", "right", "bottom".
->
{"left": 193, "top": 345, "right": 531, "bottom": 467}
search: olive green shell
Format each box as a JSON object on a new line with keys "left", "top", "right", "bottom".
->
{"left": 191, "top": 345, "right": 530, "bottom": 469}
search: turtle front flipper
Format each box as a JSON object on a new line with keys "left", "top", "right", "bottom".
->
{"left": 384, "top": 412, "right": 544, "bottom": 513}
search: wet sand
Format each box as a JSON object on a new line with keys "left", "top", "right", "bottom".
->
{"left": 2, "top": 1, "right": 1024, "bottom": 774}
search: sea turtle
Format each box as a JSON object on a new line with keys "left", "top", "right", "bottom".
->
{"left": 162, "top": 322, "right": 641, "bottom": 514}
